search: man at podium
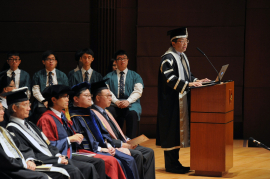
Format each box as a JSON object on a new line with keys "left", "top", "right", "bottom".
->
{"left": 156, "top": 27, "right": 210, "bottom": 174}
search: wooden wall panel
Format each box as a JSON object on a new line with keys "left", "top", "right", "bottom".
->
{"left": 138, "top": 0, "right": 245, "bottom": 27}
{"left": 243, "top": 1, "right": 270, "bottom": 145}
{"left": 1, "top": 1, "right": 90, "bottom": 22}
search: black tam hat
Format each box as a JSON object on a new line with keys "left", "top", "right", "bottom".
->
{"left": 91, "top": 79, "right": 109, "bottom": 97}
{"left": 2, "top": 87, "right": 29, "bottom": 106}
{"left": 167, "top": 27, "right": 188, "bottom": 42}
{"left": 42, "top": 85, "right": 72, "bottom": 101}
{"left": 0, "top": 73, "right": 12, "bottom": 93}
{"left": 71, "top": 82, "right": 91, "bottom": 96}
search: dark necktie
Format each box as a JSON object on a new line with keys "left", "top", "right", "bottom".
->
{"left": 48, "top": 72, "right": 53, "bottom": 86}
{"left": 103, "top": 111, "right": 110, "bottom": 121}
{"left": 11, "top": 71, "right": 16, "bottom": 83}
{"left": 84, "top": 71, "right": 89, "bottom": 82}
{"left": 180, "top": 54, "right": 190, "bottom": 80}
{"left": 119, "top": 71, "right": 125, "bottom": 98}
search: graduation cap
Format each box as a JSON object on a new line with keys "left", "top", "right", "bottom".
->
{"left": 71, "top": 82, "right": 91, "bottom": 96}
{"left": 91, "top": 79, "right": 109, "bottom": 96}
{"left": 42, "top": 85, "right": 72, "bottom": 101}
{"left": 0, "top": 73, "right": 12, "bottom": 93}
{"left": 167, "top": 27, "right": 188, "bottom": 42}
{"left": 2, "top": 87, "right": 28, "bottom": 106}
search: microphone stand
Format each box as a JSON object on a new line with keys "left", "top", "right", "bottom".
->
{"left": 196, "top": 47, "right": 221, "bottom": 84}
{"left": 249, "top": 137, "right": 270, "bottom": 151}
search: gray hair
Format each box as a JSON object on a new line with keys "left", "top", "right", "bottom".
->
{"left": 8, "top": 102, "right": 21, "bottom": 115}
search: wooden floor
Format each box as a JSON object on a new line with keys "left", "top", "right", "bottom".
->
{"left": 140, "top": 139, "right": 270, "bottom": 179}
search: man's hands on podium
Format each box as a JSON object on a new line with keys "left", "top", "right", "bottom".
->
{"left": 189, "top": 78, "right": 211, "bottom": 87}
{"left": 115, "top": 100, "right": 130, "bottom": 109}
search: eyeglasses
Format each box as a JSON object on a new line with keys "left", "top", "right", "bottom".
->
{"left": 116, "top": 57, "right": 128, "bottom": 61}
{"left": 8, "top": 58, "right": 20, "bottom": 62}
{"left": 98, "top": 94, "right": 112, "bottom": 98}
{"left": 45, "top": 58, "right": 56, "bottom": 62}
{"left": 20, "top": 103, "right": 31, "bottom": 108}
{"left": 8, "top": 85, "right": 16, "bottom": 88}
{"left": 61, "top": 95, "right": 69, "bottom": 99}
{"left": 177, "top": 40, "right": 189, "bottom": 44}
{"left": 0, "top": 107, "right": 5, "bottom": 111}
{"left": 82, "top": 94, "right": 93, "bottom": 98}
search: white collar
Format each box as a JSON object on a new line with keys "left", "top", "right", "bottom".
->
{"left": 116, "top": 68, "right": 128, "bottom": 75}
{"left": 10, "top": 116, "right": 25, "bottom": 126}
{"left": 46, "top": 68, "right": 56, "bottom": 75}
{"left": 81, "top": 67, "right": 92, "bottom": 73}
{"left": 50, "top": 107, "right": 62, "bottom": 119}
{"left": 7, "top": 68, "right": 21, "bottom": 74}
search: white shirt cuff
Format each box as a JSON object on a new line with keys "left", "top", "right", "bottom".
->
{"left": 97, "top": 146, "right": 101, "bottom": 152}
{"left": 67, "top": 137, "right": 71, "bottom": 145}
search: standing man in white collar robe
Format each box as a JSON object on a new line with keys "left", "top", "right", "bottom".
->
{"left": 156, "top": 27, "right": 209, "bottom": 174}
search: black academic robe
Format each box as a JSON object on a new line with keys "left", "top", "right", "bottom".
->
{"left": 156, "top": 48, "right": 196, "bottom": 148}
{"left": 92, "top": 105, "right": 156, "bottom": 179}
{"left": 0, "top": 127, "right": 50, "bottom": 179}
{"left": 7, "top": 120, "right": 85, "bottom": 179}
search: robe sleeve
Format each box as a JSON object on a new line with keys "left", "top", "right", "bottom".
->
{"left": 160, "top": 55, "right": 189, "bottom": 93}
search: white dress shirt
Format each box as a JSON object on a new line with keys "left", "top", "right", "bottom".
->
{"left": 81, "top": 67, "right": 93, "bottom": 82}
{"left": 109, "top": 68, "right": 143, "bottom": 104}
{"left": 33, "top": 68, "right": 58, "bottom": 103}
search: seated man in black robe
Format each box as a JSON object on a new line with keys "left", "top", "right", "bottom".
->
{"left": 0, "top": 96, "right": 68, "bottom": 179}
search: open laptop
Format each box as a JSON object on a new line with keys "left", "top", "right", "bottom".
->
{"left": 202, "top": 64, "right": 229, "bottom": 84}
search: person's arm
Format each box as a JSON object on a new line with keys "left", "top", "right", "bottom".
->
{"left": 127, "top": 83, "right": 143, "bottom": 104}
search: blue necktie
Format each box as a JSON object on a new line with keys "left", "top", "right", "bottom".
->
{"left": 11, "top": 71, "right": 15, "bottom": 83}
{"left": 84, "top": 71, "right": 89, "bottom": 82}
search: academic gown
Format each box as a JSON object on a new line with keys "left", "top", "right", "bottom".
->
{"left": 92, "top": 105, "right": 155, "bottom": 179}
{"left": 69, "top": 106, "right": 140, "bottom": 179}
{"left": 68, "top": 69, "right": 103, "bottom": 87}
{"left": 0, "top": 127, "right": 51, "bottom": 179}
{"left": 67, "top": 107, "right": 126, "bottom": 179}
{"left": 7, "top": 120, "right": 86, "bottom": 179}
{"left": 156, "top": 47, "right": 197, "bottom": 148}
{"left": 31, "top": 69, "right": 69, "bottom": 114}
{"left": 37, "top": 110, "right": 103, "bottom": 179}
{"left": 104, "top": 70, "right": 144, "bottom": 120}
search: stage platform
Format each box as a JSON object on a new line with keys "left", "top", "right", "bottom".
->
{"left": 140, "top": 139, "right": 270, "bottom": 179}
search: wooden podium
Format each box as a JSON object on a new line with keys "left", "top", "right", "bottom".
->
{"left": 190, "top": 81, "right": 234, "bottom": 177}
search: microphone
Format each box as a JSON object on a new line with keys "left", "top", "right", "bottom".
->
{"left": 196, "top": 47, "right": 221, "bottom": 83}
{"left": 249, "top": 137, "right": 270, "bottom": 151}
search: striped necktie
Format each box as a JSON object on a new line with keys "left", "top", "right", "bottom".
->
{"left": 180, "top": 54, "right": 190, "bottom": 80}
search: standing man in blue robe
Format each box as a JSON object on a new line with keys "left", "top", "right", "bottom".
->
{"left": 31, "top": 50, "right": 69, "bottom": 123}
{"left": 69, "top": 48, "right": 103, "bottom": 87}
{"left": 104, "top": 50, "right": 144, "bottom": 139}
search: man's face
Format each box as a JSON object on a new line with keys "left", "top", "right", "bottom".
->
{"left": 115, "top": 54, "right": 128, "bottom": 71}
{"left": 80, "top": 53, "right": 94, "bottom": 68}
{"left": 53, "top": 93, "right": 69, "bottom": 109}
{"left": 42, "top": 54, "right": 58, "bottom": 71}
{"left": 7, "top": 55, "right": 21, "bottom": 70}
{"left": 0, "top": 103, "right": 5, "bottom": 122}
{"left": 13, "top": 100, "right": 31, "bottom": 119}
{"left": 172, "top": 38, "right": 188, "bottom": 53}
{"left": 75, "top": 89, "right": 92, "bottom": 108}
{"left": 3, "top": 80, "right": 16, "bottom": 93}
{"left": 98, "top": 89, "right": 112, "bottom": 108}
{"left": 112, "top": 61, "right": 117, "bottom": 71}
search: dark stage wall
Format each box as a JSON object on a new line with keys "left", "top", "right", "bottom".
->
{"left": 1, "top": 1, "right": 270, "bottom": 145}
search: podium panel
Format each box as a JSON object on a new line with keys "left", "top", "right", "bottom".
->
{"left": 190, "top": 82, "right": 234, "bottom": 177}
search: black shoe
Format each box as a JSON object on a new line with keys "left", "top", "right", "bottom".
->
{"left": 166, "top": 166, "right": 190, "bottom": 174}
